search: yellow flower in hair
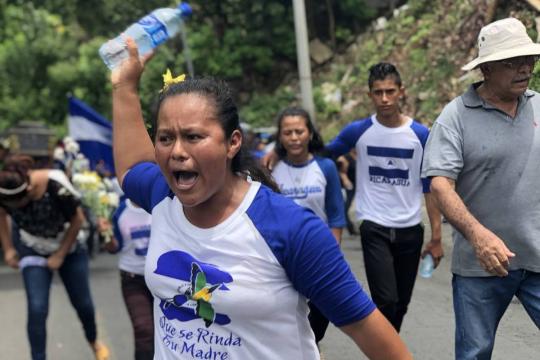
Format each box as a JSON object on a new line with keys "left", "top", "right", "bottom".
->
{"left": 162, "top": 69, "right": 186, "bottom": 92}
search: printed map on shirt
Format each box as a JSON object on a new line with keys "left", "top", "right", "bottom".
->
{"left": 123, "top": 162, "right": 375, "bottom": 360}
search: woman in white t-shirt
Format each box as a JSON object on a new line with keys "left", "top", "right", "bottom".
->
{"left": 109, "top": 37, "right": 411, "bottom": 360}
{"left": 271, "top": 107, "right": 345, "bottom": 344}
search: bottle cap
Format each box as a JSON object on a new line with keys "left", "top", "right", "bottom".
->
{"left": 178, "top": 2, "right": 193, "bottom": 18}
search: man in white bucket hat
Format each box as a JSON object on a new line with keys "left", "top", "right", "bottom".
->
{"left": 422, "top": 17, "right": 540, "bottom": 359}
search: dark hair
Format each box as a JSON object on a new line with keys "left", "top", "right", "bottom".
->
{"left": 274, "top": 107, "right": 325, "bottom": 159}
{"left": 0, "top": 155, "right": 33, "bottom": 204}
{"left": 153, "top": 78, "right": 279, "bottom": 192}
{"left": 368, "top": 62, "right": 402, "bottom": 89}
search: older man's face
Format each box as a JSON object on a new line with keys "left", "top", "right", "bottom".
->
{"left": 486, "top": 56, "right": 538, "bottom": 99}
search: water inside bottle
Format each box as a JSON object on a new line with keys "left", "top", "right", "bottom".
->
{"left": 99, "top": 40, "right": 128, "bottom": 69}
{"left": 419, "top": 254, "right": 434, "bottom": 278}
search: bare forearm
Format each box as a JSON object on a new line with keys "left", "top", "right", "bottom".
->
{"left": 424, "top": 192, "right": 442, "bottom": 240}
{"left": 431, "top": 176, "right": 515, "bottom": 275}
{"left": 0, "top": 211, "right": 13, "bottom": 251}
{"left": 112, "top": 87, "right": 155, "bottom": 185}
{"left": 331, "top": 227, "right": 342, "bottom": 244}
{"left": 430, "top": 177, "right": 482, "bottom": 240}
{"left": 0, "top": 211, "right": 19, "bottom": 268}
{"left": 341, "top": 309, "right": 412, "bottom": 359}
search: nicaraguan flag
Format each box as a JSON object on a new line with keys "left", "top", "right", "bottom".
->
{"left": 68, "top": 96, "right": 114, "bottom": 174}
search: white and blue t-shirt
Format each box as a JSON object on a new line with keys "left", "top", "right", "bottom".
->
{"left": 326, "top": 115, "right": 430, "bottom": 228}
{"left": 272, "top": 156, "right": 345, "bottom": 228}
{"left": 123, "top": 162, "right": 375, "bottom": 360}
{"left": 112, "top": 198, "right": 152, "bottom": 275}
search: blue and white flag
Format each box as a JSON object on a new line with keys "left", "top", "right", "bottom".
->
{"left": 68, "top": 96, "right": 114, "bottom": 174}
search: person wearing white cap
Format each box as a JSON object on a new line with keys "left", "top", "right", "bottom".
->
{"left": 422, "top": 17, "right": 540, "bottom": 359}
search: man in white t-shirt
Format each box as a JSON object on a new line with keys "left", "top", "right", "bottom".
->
{"left": 324, "top": 62, "right": 442, "bottom": 331}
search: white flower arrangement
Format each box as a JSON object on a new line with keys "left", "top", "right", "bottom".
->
{"left": 63, "top": 137, "right": 80, "bottom": 155}
{"left": 72, "top": 170, "right": 118, "bottom": 243}
{"left": 53, "top": 147, "right": 65, "bottom": 161}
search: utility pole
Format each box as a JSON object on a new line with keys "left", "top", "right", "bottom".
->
{"left": 180, "top": 20, "right": 195, "bottom": 77}
{"left": 292, "top": 0, "right": 316, "bottom": 123}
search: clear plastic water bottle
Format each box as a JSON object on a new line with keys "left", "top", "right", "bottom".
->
{"left": 419, "top": 253, "right": 435, "bottom": 278}
{"left": 99, "top": 2, "right": 192, "bottom": 70}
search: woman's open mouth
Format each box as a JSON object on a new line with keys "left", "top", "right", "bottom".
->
{"left": 172, "top": 170, "right": 199, "bottom": 189}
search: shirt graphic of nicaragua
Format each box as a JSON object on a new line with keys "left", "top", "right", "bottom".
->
{"left": 272, "top": 156, "right": 346, "bottom": 228}
{"left": 123, "top": 162, "right": 375, "bottom": 360}
{"left": 326, "top": 114, "right": 430, "bottom": 228}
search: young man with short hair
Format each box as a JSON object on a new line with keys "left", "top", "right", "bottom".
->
{"left": 324, "top": 63, "right": 442, "bottom": 331}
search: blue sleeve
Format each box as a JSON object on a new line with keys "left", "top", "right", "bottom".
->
{"left": 411, "top": 121, "right": 432, "bottom": 193}
{"left": 247, "top": 187, "right": 375, "bottom": 326}
{"left": 110, "top": 200, "right": 127, "bottom": 254}
{"left": 122, "top": 162, "right": 172, "bottom": 213}
{"left": 325, "top": 118, "right": 372, "bottom": 158}
{"left": 316, "top": 157, "right": 346, "bottom": 228}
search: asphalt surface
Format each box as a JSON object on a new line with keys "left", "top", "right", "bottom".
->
{"left": 0, "top": 219, "right": 538, "bottom": 359}
{"left": 320, "top": 220, "right": 540, "bottom": 359}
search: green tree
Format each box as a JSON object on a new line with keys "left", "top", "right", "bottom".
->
{"left": 0, "top": 0, "right": 379, "bottom": 134}
{"left": 0, "top": 3, "right": 79, "bottom": 130}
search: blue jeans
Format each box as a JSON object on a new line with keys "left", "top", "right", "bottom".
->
{"left": 453, "top": 271, "right": 540, "bottom": 360}
{"left": 22, "top": 249, "right": 97, "bottom": 360}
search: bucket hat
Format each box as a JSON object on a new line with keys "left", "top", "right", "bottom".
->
{"left": 462, "top": 17, "right": 540, "bottom": 71}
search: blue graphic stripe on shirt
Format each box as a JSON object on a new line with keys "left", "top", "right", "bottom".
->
{"left": 111, "top": 199, "right": 127, "bottom": 253}
{"left": 367, "top": 146, "right": 414, "bottom": 159}
{"left": 134, "top": 248, "right": 148, "bottom": 256}
{"left": 131, "top": 229, "right": 151, "bottom": 239}
{"left": 369, "top": 166, "right": 409, "bottom": 179}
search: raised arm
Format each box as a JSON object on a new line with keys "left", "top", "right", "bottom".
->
{"left": 430, "top": 176, "right": 514, "bottom": 276}
{"left": 111, "top": 38, "right": 156, "bottom": 186}
{"left": 340, "top": 310, "right": 412, "bottom": 360}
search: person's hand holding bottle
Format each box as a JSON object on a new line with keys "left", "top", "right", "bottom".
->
{"left": 110, "top": 37, "right": 153, "bottom": 92}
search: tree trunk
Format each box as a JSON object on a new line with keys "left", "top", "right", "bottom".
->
{"left": 389, "top": 0, "right": 397, "bottom": 12}
{"left": 485, "top": 0, "right": 499, "bottom": 24}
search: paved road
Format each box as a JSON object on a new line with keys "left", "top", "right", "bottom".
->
{"left": 0, "top": 253, "right": 134, "bottom": 360}
{"left": 0, "top": 221, "right": 538, "bottom": 359}
{"left": 320, "top": 221, "right": 539, "bottom": 359}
